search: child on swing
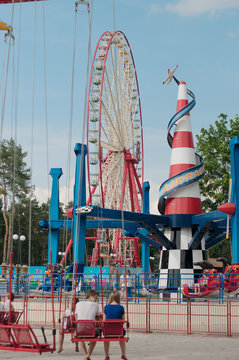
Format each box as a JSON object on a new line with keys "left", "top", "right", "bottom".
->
{"left": 103, "top": 291, "right": 128, "bottom": 360}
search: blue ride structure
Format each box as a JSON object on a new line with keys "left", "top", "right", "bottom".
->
{"left": 39, "top": 72, "right": 239, "bottom": 298}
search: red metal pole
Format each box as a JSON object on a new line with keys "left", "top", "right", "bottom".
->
{"left": 50, "top": 251, "right": 56, "bottom": 329}
{"left": 0, "top": 0, "right": 45, "bottom": 3}
{"left": 132, "top": 163, "right": 143, "bottom": 198}
{"left": 8, "top": 252, "right": 13, "bottom": 325}
{"left": 114, "top": 160, "right": 128, "bottom": 253}
{"left": 227, "top": 299, "right": 231, "bottom": 337}
{"left": 73, "top": 262, "right": 78, "bottom": 314}
{"left": 128, "top": 163, "right": 140, "bottom": 265}
{"left": 100, "top": 265, "right": 104, "bottom": 314}
{"left": 187, "top": 299, "right": 191, "bottom": 335}
{"left": 60, "top": 238, "right": 73, "bottom": 266}
{"left": 58, "top": 267, "right": 64, "bottom": 324}
{"left": 128, "top": 162, "right": 140, "bottom": 212}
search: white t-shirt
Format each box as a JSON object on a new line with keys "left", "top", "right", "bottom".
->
{"left": 120, "top": 274, "right": 132, "bottom": 287}
{"left": 62, "top": 308, "right": 73, "bottom": 329}
{"left": 4, "top": 299, "right": 10, "bottom": 311}
{"left": 75, "top": 301, "right": 100, "bottom": 320}
{"left": 65, "top": 308, "right": 72, "bottom": 317}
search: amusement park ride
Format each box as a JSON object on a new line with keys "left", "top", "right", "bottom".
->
{"left": 40, "top": 51, "right": 239, "bottom": 299}
{"left": 0, "top": 0, "right": 239, "bottom": 300}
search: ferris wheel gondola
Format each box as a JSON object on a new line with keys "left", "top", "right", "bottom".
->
{"left": 87, "top": 31, "right": 144, "bottom": 266}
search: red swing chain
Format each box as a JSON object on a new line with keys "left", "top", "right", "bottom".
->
{"left": 50, "top": 250, "right": 56, "bottom": 329}
{"left": 8, "top": 252, "right": 13, "bottom": 325}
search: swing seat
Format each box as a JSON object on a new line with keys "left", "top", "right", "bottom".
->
{"left": 0, "top": 324, "right": 56, "bottom": 354}
{"left": 72, "top": 320, "right": 129, "bottom": 343}
{"left": 1, "top": 311, "right": 23, "bottom": 325}
{"left": 0, "top": 325, "right": 16, "bottom": 347}
{"left": 75, "top": 320, "right": 97, "bottom": 339}
{"left": 103, "top": 319, "right": 125, "bottom": 338}
{"left": 60, "top": 315, "right": 75, "bottom": 334}
{"left": 0, "top": 312, "right": 5, "bottom": 324}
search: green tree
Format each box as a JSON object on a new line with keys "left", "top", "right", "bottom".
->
{"left": 196, "top": 114, "right": 239, "bottom": 212}
{"left": 0, "top": 138, "right": 31, "bottom": 264}
{"left": 13, "top": 198, "right": 50, "bottom": 266}
{"left": 195, "top": 114, "right": 239, "bottom": 260}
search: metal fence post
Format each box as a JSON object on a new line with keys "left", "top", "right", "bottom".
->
{"left": 146, "top": 298, "right": 150, "bottom": 333}
{"left": 187, "top": 299, "right": 191, "bottom": 335}
{"left": 227, "top": 299, "right": 231, "bottom": 337}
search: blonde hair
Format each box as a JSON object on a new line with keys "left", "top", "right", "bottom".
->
{"left": 108, "top": 291, "right": 120, "bottom": 304}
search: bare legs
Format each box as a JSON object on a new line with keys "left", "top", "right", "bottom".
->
{"left": 104, "top": 341, "right": 127, "bottom": 359}
{"left": 79, "top": 341, "right": 96, "bottom": 359}
{"left": 104, "top": 341, "right": 110, "bottom": 357}
{"left": 58, "top": 333, "right": 79, "bottom": 353}
{"left": 57, "top": 333, "right": 64, "bottom": 352}
{"left": 88, "top": 342, "right": 96, "bottom": 358}
{"left": 119, "top": 341, "right": 126, "bottom": 357}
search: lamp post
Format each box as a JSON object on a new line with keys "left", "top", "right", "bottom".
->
{"left": 13, "top": 234, "right": 26, "bottom": 265}
{"left": 13, "top": 234, "right": 26, "bottom": 294}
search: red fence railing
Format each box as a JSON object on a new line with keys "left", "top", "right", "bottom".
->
{"left": 6, "top": 296, "right": 239, "bottom": 337}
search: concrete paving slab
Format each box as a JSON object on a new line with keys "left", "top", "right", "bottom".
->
{"left": 1, "top": 331, "right": 239, "bottom": 360}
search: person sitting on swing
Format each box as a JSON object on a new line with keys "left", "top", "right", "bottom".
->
{"left": 4, "top": 292, "right": 15, "bottom": 312}
{"left": 57, "top": 299, "right": 79, "bottom": 353}
{"left": 0, "top": 295, "right": 3, "bottom": 311}
{"left": 103, "top": 291, "right": 128, "bottom": 360}
{"left": 75, "top": 289, "right": 100, "bottom": 360}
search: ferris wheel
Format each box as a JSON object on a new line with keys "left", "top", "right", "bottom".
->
{"left": 87, "top": 31, "right": 144, "bottom": 266}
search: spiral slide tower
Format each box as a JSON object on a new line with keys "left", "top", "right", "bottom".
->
{"left": 158, "top": 79, "right": 207, "bottom": 295}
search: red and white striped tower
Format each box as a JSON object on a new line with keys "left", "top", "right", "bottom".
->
{"left": 158, "top": 81, "right": 206, "bottom": 299}
{"left": 165, "top": 81, "right": 202, "bottom": 215}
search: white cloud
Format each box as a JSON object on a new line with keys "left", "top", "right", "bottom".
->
{"left": 227, "top": 29, "right": 239, "bottom": 38}
{"left": 149, "top": 3, "right": 162, "bottom": 15}
{"left": 165, "top": 0, "right": 239, "bottom": 17}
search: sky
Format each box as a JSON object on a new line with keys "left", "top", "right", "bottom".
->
{"left": 0, "top": 0, "right": 239, "bottom": 214}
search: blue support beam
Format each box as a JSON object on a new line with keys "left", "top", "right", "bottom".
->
{"left": 78, "top": 205, "right": 172, "bottom": 249}
{"left": 39, "top": 219, "right": 72, "bottom": 229}
{"left": 48, "top": 168, "right": 63, "bottom": 264}
{"left": 88, "top": 206, "right": 169, "bottom": 226}
{"left": 230, "top": 137, "right": 239, "bottom": 263}
{"left": 136, "top": 230, "right": 162, "bottom": 251}
{"left": 191, "top": 210, "right": 227, "bottom": 225}
{"left": 72, "top": 143, "right": 87, "bottom": 266}
{"left": 205, "top": 231, "right": 227, "bottom": 250}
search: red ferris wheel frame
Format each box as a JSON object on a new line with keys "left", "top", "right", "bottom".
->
{"left": 86, "top": 30, "right": 144, "bottom": 267}
{"left": 0, "top": 0, "right": 45, "bottom": 3}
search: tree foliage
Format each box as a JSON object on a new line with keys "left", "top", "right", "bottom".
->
{"left": 195, "top": 114, "right": 239, "bottom": 261}
{"left": 195, "top": 114, "right": 239, "bottom": 212}
{"left": 0, "top": 139, "right": 31, "bottom": 264}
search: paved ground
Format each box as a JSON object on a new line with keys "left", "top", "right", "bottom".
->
{"left": 1, "top": 331, "right": 239, "bottom": 360}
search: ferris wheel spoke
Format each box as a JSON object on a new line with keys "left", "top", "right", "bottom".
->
{"left": 105, "top": 164, "right": 123, "bottom": 206}
{"left": 103, "top": 72, "right": 125, "bottom": 134}
{"left": 103, "top": 156, "right": 124, "bottom": 201}
{"left": 108, "top": 47, "right": 123, "bottom": 132}
{"left": 101, "top": 98, "right": 122, "bottom": 148}
{"left": 103, "top": 153, "right": 123, "bottom": 181}
{"left": 100, "top": 140, "right": 120, "bottom": 152}
{"left": 103, "top": 68, "right": 123, "bottom": 145}
{"left": 106, "top": 51, "right": 133, "bottom": 148}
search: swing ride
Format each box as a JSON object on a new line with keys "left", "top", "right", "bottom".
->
{"left": 0, "top": 0, "right": 131, "bottom": 353}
